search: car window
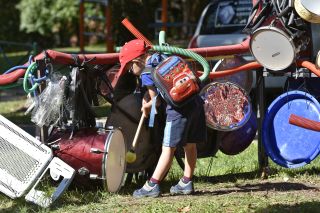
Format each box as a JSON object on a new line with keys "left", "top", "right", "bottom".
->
{"left": 200, "top": 0, "right": 252, "bottom": 35}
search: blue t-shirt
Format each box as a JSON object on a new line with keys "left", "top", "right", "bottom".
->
{"left": 141, "top": 53, "right": 203, "bottom": 121}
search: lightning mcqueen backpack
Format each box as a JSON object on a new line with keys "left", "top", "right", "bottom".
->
{"left": 151, "top": 55, "right": 200, "bottom": 108}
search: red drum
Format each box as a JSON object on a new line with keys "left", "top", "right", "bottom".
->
{"left": 51, "top": 127, "right": 126, "bottom": 192}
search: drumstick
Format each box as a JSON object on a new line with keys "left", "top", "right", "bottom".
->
{"left": 289, "top": 114, "right": 320, "bottom": 132}
{"left": 126, "top": 114, "right": 145, "bottom": 163}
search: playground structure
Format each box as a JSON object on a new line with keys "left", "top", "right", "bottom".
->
{"left": 1, "top": 0, "right": 320, "bottom": 206}
{"left": 79, "top": 0, "right": 113, "bottom": 53}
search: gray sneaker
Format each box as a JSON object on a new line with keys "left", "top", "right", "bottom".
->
{"left": 170, "top": 179, "right": 194, "bottom": 195}
{"left": 133, "top": 181, "right": 160, "bottom": 198}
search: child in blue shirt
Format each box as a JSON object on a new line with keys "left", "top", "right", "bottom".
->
{"left": 118, "top": 39, "right": 207, "bottom": 198}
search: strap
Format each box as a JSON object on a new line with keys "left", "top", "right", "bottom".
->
{"left": 148, "top": 94, "right": 158, "bottom": 128}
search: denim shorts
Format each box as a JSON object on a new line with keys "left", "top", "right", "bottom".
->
{"left": 162, "top": 106, "right": 207, "bottom": 147}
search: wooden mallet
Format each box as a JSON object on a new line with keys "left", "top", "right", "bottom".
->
{"left": 126, "top": 114, "right": 145, "bottom": 163}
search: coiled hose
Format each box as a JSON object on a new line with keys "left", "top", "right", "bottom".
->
{"left": 153, "top": 31, "right": 210, "bottom": 82}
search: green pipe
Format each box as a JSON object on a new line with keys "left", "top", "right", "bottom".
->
{"left": 159, "top": 31, "right": 166, "bottom": 46}
{"left": 23, "top": 62, "right": 39, "bottom": 93}
{"left": 152, "top": 45, "right": 210, "bottom": 82}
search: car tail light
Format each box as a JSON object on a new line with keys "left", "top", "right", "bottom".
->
{"left": 188, "top": 36, "right": 198, "bottom": 48}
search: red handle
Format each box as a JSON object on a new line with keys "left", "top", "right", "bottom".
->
{"left": 297, "top": 60, "right": 320, "bottom": 77}
{"left": 0, "top": 50, "right": 120, "bottom": 86}
{"left": 289, "top": 114, "right": 320, "bottom": 132}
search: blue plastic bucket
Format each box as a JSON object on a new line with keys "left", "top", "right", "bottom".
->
{"left": 218, "top": 111, "right": 257, "bottom": 155}
{"left": 262, "top": 90, "right": 320, "bottom": 168}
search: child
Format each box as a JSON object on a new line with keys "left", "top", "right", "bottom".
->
{"left": 118, "top": 39, "right": 207, "bottom": 198}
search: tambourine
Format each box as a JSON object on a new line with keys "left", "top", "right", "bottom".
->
{"left": 200, "top": 81, "right": 252, "bottom": 131}
{"left": 294, "top": 0, "right": 320, "bottom": 24}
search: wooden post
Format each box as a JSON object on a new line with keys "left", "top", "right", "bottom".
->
{"left": 37, "top": 68, "right": 48, "bottom": 143}
{"left": 105, "top": 1, "right": 114, "bottom": 53}
{"left": 79, "top": 0, "right": 85, "bottom": 53}
{"left": 161, "top": 0, "right": 168, "bottom": 32}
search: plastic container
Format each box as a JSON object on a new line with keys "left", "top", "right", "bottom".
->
{"left": 262, "top": 90, "right": 320, "bottom": 168}
{"left": 219, "top": 111, "right": 257, "bottom": 155}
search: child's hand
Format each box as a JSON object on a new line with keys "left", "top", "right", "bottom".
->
{"left": 141, "top": 103, "right": 151, "bottom": 118}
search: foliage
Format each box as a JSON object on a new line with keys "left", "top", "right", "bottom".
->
{"left": 16, "top": 0, "right": 78, "bottom": 46}
{"left": 17, "top": 0, "right": 78, "bottom": 35}
{"left": 0, "top": 0, "right": 209, "bottom": 49}
{"left": 0, "top": 0, "right": 28, "bottom": 42}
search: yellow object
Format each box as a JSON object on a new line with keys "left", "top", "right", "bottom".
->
{"left": 294, "top": 0, "right": 320, "bottom": 23}
{"left": 126, "top": 151, "right": 136, "bottom": 163}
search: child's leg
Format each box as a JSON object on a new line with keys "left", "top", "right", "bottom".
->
{"left": 151, "top": 146, "right": 176, "bottom": 181}
{"left": 132, "top": 146, "right": 176, "bottom": 198}
{"left": 170, "top": 143, "right": 196, "bottom": 195}
{"left": 183, "top": 143, "right": 197, "bottom": 179}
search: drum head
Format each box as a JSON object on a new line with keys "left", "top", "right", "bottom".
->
{"left": 103, "top": 129, "right": 126, "bottom": 192}
{"left": 250, "top": 27, "right": 295, "bottom": 71}
{"left": 201, "top": 81, "right": 252, "bottom": 131}
{"left": 301, "top": 0, "right": 320, "bottom": 15}
{"left": 262, "top": 91, "right": 320, "bottom": 168}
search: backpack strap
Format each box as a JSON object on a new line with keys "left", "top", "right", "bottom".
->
{"left": 148, "top": 94, "right": 158, "bottom": 128}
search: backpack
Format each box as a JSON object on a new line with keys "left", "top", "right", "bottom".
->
{"left": 151, "top": 55, "right": 200, "bottom": 108}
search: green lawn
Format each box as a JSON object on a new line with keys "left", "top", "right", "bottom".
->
{"left": 0, "top": 98, "right": 31, "bottom": 124}
{"left": 0, "top": 141, "right": 320, "bottom": 213}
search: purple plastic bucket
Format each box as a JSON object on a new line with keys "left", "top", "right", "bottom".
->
{"left": 218, "top": 111, "right": 257, "bottom": 155}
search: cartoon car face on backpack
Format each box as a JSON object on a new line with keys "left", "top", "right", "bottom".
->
{"left": 153, "top": 56, "right": 200, "bottom": 107}
{"left": 170, "top": 72, "right": 199, "bottom": 102}
{"left": 175, "top": 75, "right": 190, "bottom": 87}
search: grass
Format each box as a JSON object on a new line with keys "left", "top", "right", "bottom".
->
{"left": 0, "top": 140, "right": 319, "bottom": 213}
{"left": 0, "top": 97, "right": 31, "bottom": 124}
{"left": 0, "top": 99, "right": 319, "bottom": 212}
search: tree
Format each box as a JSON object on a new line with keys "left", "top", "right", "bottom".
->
{"left": 17, "top": 0, "right": 78, "bottom": 46}
{"left": 0, "top": 0, "right": 26, "bottom": 42}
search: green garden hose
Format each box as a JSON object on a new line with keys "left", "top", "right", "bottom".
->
{"left": 23, "top": 62, "right": 39, "bottom": 93}
{"left": 159, "top": 31, "right": 166, "bottom": 46}
{"left": 155, "top": 30, "right": 209, "bottom": 82}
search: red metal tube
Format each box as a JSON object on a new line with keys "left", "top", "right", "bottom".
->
{"left": 197, "top": 61, "right": 262, "bottom": 79}
{"left": 289, "top": 114, "right": 320, "bottom": 132}
{"left": 297, "top": 60, "right": 320, "bottom": 77}
{"left": 0, "top": 50, "right": 119, "bottom": 85}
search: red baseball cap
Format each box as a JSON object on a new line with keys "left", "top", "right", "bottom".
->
{"left": 118, "top": 39, "right": 150, "bottom": 77}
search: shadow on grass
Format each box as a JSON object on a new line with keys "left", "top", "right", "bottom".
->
{"left": 193, "top": 181, "right": 319, "bottom": 196}
{"left": 195, "top": 170, "right": 260, "bottom": 183}
{"left": 256, "top": 201, "right": 320, "bottom": 213}
{"left": 195, "top": 166, "right": 320, "bottom": 184}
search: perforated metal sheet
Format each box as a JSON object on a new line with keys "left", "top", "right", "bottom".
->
{"left": 0, "top": 115, "right": 52, "bottom": 198}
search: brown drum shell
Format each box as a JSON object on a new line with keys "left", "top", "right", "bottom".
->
{"left": 52, "top": 128, "right": 109, "bottom": 188}
{"left": 106, "top": 94, "right": 162, "bottom": 173}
